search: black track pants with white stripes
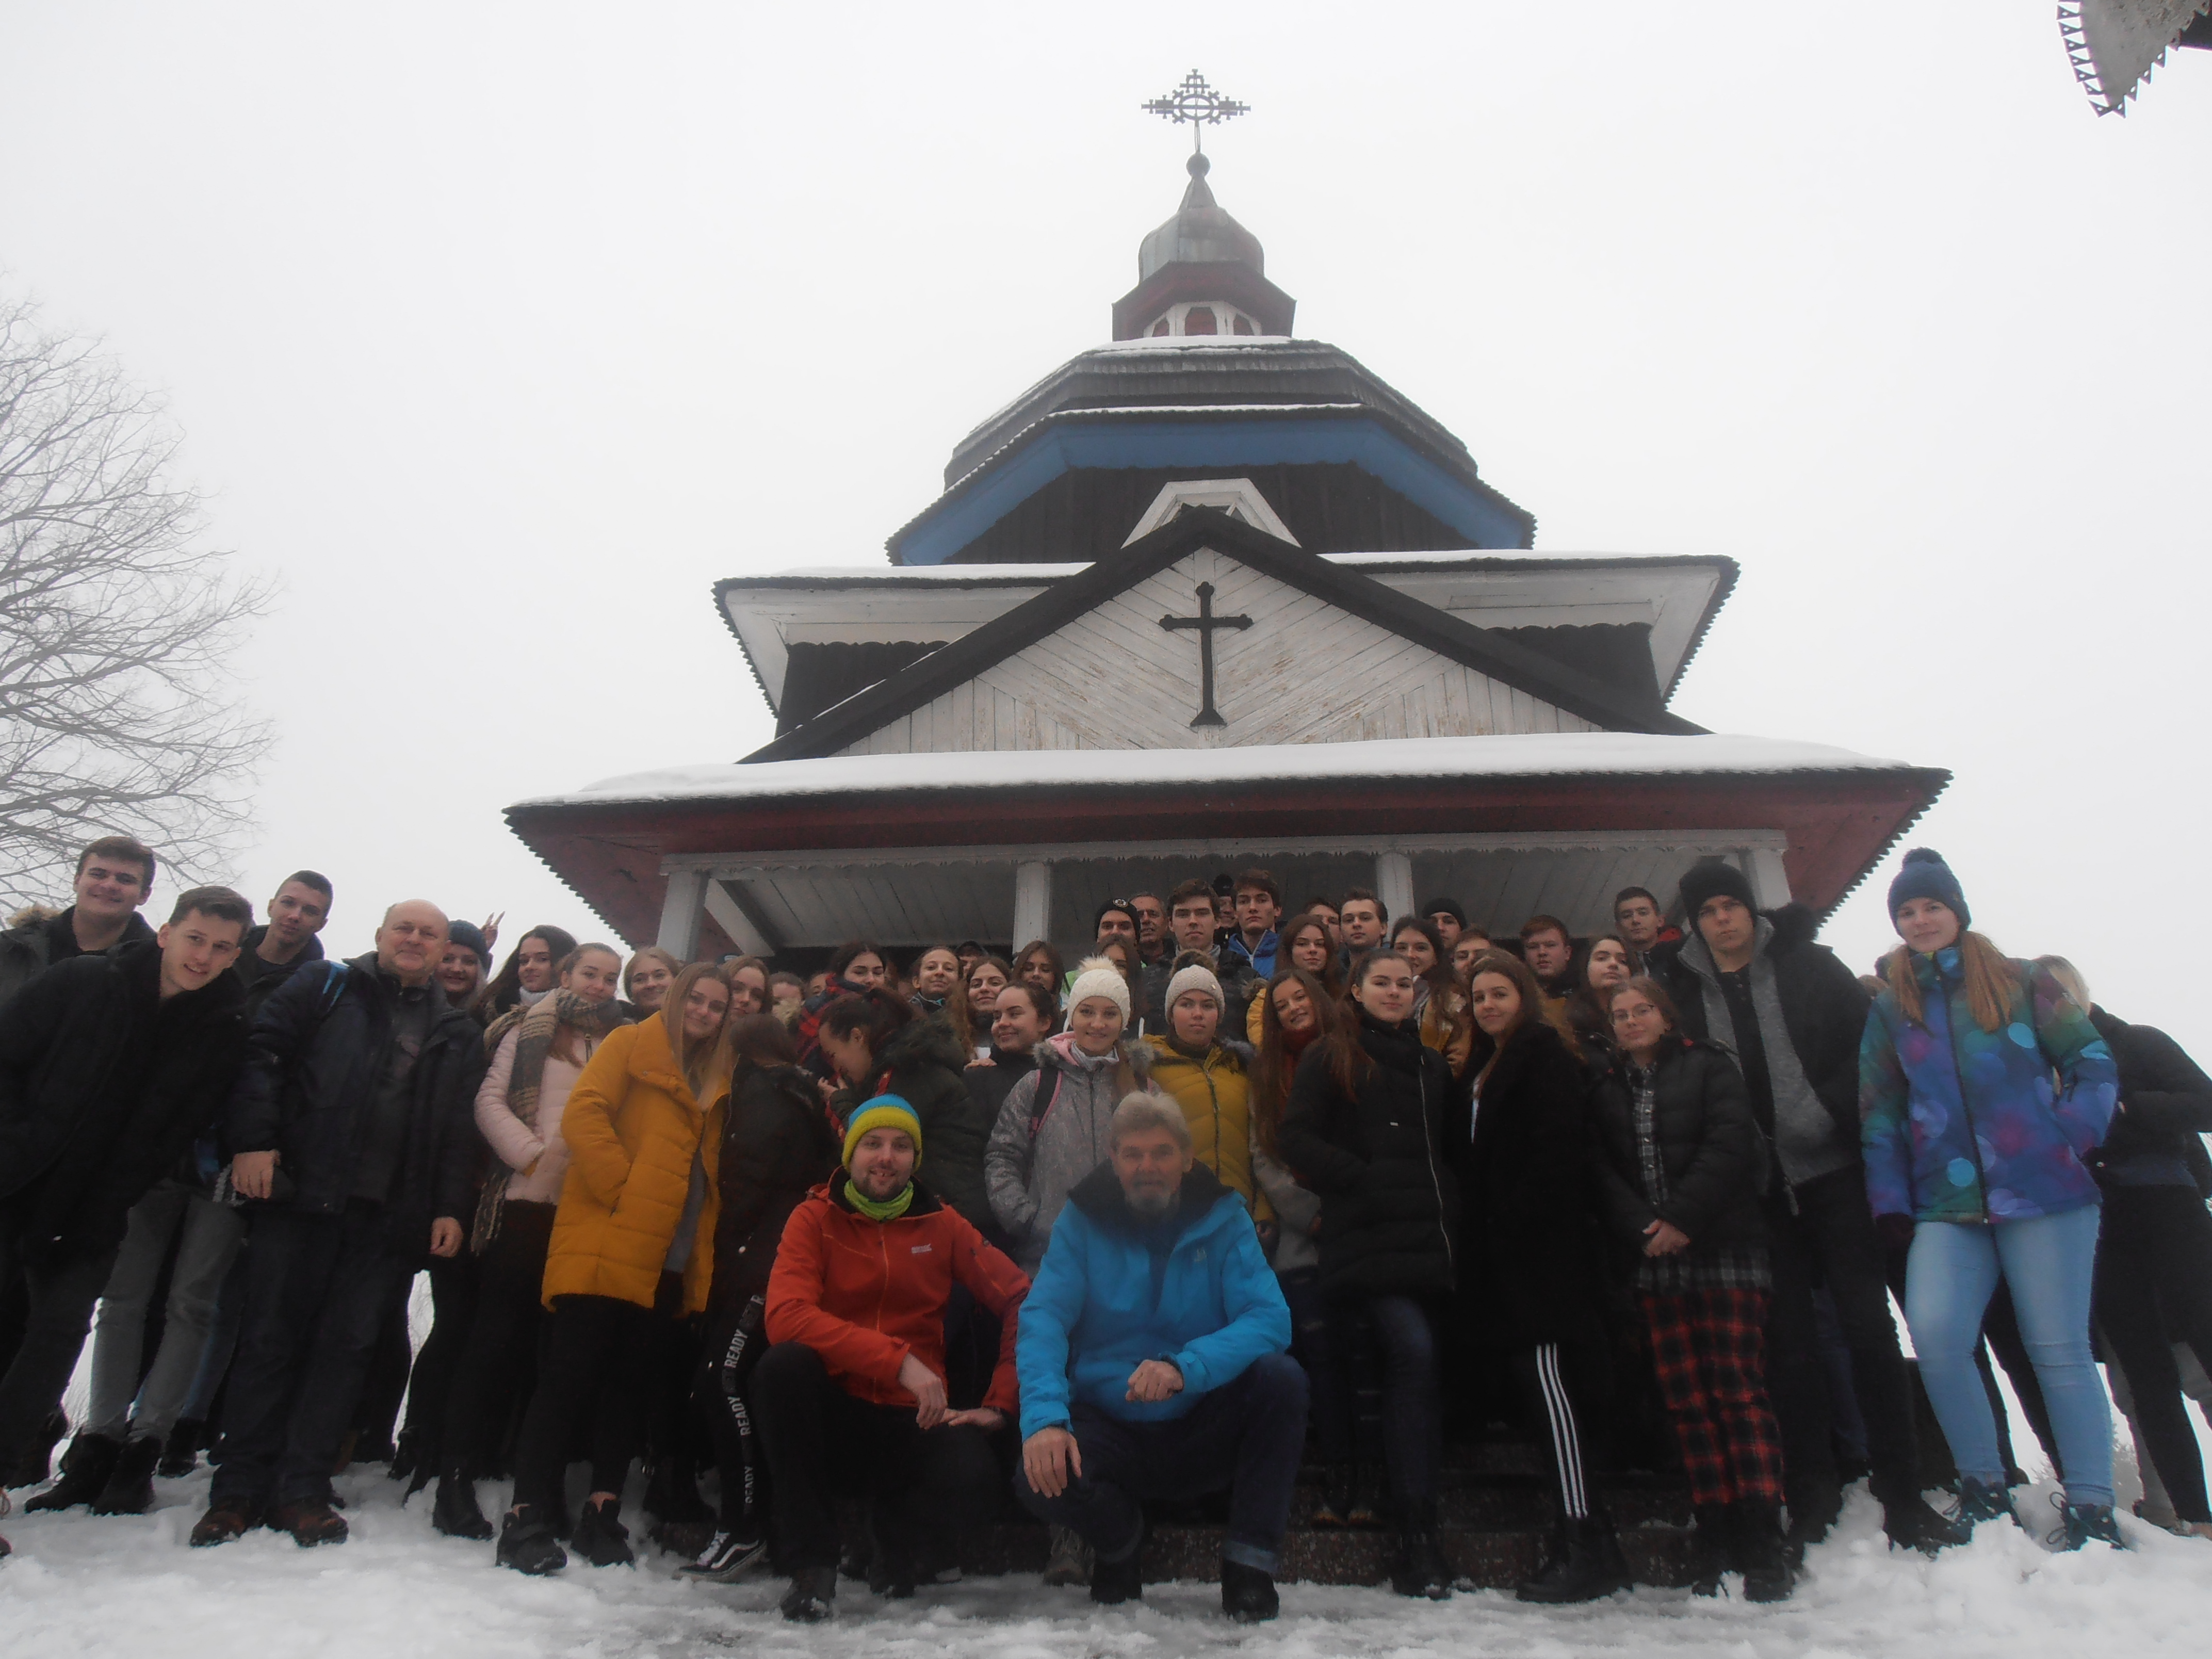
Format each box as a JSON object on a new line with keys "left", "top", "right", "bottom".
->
{"left": 1509, "top": 1341, "right": 1612, "bottom": 1522}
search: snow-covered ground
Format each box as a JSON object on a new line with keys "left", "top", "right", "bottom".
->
{"left": 5, "top": 1467, "right": 2207, "bottom": 1659}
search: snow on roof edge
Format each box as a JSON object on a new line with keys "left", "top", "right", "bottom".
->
{"left": 515, "top": 731, "right": 1934, "bottom": 813}
{"left": 729, "top": 549, "right": 1727, "bottom": 586}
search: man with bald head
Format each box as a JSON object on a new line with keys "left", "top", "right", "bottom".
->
{"left": 194, "top": 900, "right": 488, "bottom": 1549}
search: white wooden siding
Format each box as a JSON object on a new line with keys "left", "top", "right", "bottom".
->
{"left": 838, "top": 547, "right": 1596, "bottom": 756}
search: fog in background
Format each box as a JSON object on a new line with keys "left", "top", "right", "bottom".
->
{"left": 2, "top": 3, "right": 2205, "bottom": 1040}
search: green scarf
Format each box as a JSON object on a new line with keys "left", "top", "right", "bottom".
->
{"left": 844, "top": 1176, "right": 915, "bottom": 1223}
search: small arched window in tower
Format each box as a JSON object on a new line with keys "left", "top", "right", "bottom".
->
{"left": 1183, "top": 305, "right": 1218, "bottom": 335}
{"left": 1232, "top": 314, "right": 1255, "bottom": 335}
{"left": 1151, "top": 318, "right": 1170, "bottom": 337}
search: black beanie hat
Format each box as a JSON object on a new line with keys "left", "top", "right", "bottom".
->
{"left": 446, "top": 919, "right": 491, "bottom": 971}
{"left": 1886, "top": 848, "right": 1970, "bottom": 932}
{"left": 1677, "top": 858, "right": 1757, "bottom": 923}
{"left": 1419, "top": 897, "right": 1467, "bottom": 926}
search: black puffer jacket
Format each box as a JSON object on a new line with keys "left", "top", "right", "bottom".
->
{"left": 712, "top": 1058, "right": 839, "bottom": 1307}
{"left": 1588, "top": 1035, "right": 1766, "bottom": 1255}
{"left": 224, "top": 953, "right": 486, "bottom": 1260}
{"left": 1277, "top": 1012, "right": 1458, "bottom": 1299}
{"left": 0, "top": 941, "right": 248, "bottom": 1259}
{"left": 0, "top": 907, "right": 156, "bottom": 1012}
{"left": 2087, "top": 1006, "right": 2212, "bottom": 1196}
{"left": 1450, "top": 1020, "right": 1607, "bottom": 1348}
{"left": 834, "top": 1014, "right": 995, "bottom": 1234}
{"left": 965, "top": 1044, "right": 1038, "bottom": 1124}
{"left": 1649, "top": 902, "right": 1868, "bottom": 1145}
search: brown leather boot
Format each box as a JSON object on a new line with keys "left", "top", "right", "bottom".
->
{"left": 269, "top": 1498, "right": 350, "bottom": 1547}
{"left": 189, "top": 1499, "right": 262, "bottom": 1547}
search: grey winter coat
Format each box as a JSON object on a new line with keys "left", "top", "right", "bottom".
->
{"left": 985, "top": 1032, "right": 1153, "bottom": 1271}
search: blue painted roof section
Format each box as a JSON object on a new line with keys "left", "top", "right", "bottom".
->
{"left": 894, "top": 414, "right": 1531, "bottom": 567}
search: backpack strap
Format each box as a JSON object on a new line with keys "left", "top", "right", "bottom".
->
{"left": 1026, "top": 1066, "right": 1063, "bottom": 1142}
{"left": 313, "top": 960, "right": 350, "bottom": 1021}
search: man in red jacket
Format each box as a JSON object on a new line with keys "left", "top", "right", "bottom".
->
{"left": 756, "top": 1095, "right": 1029, "bottom": 1623}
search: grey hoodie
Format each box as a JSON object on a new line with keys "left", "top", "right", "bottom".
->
{"left": 985, "top": 1032, "right": 1154, "bottom": 1271}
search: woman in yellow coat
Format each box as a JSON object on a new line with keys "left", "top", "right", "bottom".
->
{"left": 497, "top": 962, "right": 735, "bottom": 1576}
{"left": 1145, "top": 961, "right": 1274, "bottom": 1231}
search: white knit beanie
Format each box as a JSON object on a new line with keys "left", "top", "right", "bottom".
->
{"left": 1066, "top": 955, "right": 1132, "bottom": 1023}
{"left": 1164, "top": 962, "right": 1225, "bottom": 1012}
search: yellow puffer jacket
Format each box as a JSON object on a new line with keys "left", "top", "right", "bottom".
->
{"left": 542, "top": 1013, "right": 728, "bottom": 1314}
{"left": 1141, "top": 1034, "right": 1273, "bottom": 1225}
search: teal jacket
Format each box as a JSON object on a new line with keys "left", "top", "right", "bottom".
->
{"left": 1860, "top": 948, "right": 2117, "bottom": 1224}
{"left": 1015, "top": 1161, "right": 1289, "bottom": 1440}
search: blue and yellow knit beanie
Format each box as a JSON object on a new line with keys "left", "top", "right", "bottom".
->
{"left": 842, "top": 1094, "right": 922, "bottom": 1168}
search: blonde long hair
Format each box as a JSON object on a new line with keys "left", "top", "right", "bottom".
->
{"left": 1882, "top": 932, "right": 2017, "bottom": 1035}
{"left": 663, "top": 961, "right": 735, "bottom": 1098}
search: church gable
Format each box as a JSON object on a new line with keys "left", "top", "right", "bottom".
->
{"left": 836, "top": 545, "right": 1597, "bottom": 756}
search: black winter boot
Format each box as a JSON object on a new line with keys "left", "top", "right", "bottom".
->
{"left": 1687, "top": 1503, "right": 1732, "bottom": 1597}
{"left": 1089, "top": 1518, "right": 1146, "bottom": 1605}
{"left": 2048, "top": 1497, "right": 2128, "bottom": 1552}
{"left": 432, "top": 1471, "right": 494, "bottom": 1540}
{"left": 92, "top": 1435, "right": 163, "bottom": 1515}
{"left": 780, "top": 1564, "right": 837, "bottom": 1622}
{"left": 571, "top": 1495, "right": 635, "bottom": 1567}
{"left": 26, "top": 1434, "right": 122, "bottom": 1512}
{"left": 1516, "top": 1516, "right": 1632, "bottom": 1604}
{"left": 1956, "top": 1477, "right": 2018, "bottom": 1531}
{"left": 866, "top": 1510, "right": 917, "bottom": 1599}
{"left": 4, "top": 1410, "right": 69, "bottom": 1490}
{"left": 1392, "top": 1498, "right": 1453, "bottom": 1599}
{"left": 1883, "top": 1492, "right": 1972, "bottom": 1554}
{"left": 497, "top": 1505, "right": 568, "bottom": 1575}
{"left": 1733, "top": 1501, "right": 1795, "bottom": 1602}
{"left": 157, "top": 1420, "right": 203, "bottom": 1479}
{"left": 1782, "top": 1472, "right": 1843, "bottom": 1565}
{"left": 1221, "top": 1558, "right": 1280, "bottom": 1621}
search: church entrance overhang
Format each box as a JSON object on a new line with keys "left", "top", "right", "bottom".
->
{"left": 506, "top": 733, "right": 1948, "bottom": 957}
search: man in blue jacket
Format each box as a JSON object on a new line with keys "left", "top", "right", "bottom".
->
{"left": 1015, "top": 1094, "right": 1304, "bottom": 1621}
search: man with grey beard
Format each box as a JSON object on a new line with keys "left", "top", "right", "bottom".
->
{"left": 1014, "top": 1095, "right": 1302, "bottom": 1622}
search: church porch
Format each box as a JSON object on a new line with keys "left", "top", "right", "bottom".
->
{"left": 504, "top": 733, "right": 1948, "bottom": 961}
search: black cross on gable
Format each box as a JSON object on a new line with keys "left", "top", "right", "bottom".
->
{"left": 1159, "top": 581, "right": 1253, "bottom": 728}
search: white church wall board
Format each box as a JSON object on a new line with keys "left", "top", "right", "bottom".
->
{"left": 834, "top": 546, "right": 1595, "bottom": 756}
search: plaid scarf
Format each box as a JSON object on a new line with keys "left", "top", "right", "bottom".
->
{"left": 470, "top": 990, "right": 630, "bottom": 1253}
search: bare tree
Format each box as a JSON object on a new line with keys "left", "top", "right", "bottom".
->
{"left": 0, "top": 289, "right": 272, "bottom": 907}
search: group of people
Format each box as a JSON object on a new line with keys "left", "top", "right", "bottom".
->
{"left": 0, "top": 839, "right": 2203, "bottom": 1623}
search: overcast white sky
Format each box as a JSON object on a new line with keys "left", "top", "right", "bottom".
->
{"left": 2, "top": 4, "right": 2207, "bottom": 1041}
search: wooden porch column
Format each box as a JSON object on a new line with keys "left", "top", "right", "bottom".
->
{"left": 656, "top": 868, "right": 705, "bottom": 959}
{"left": 1375, "top": 851, "right": 1414, "bottom": 930}
{"left": 1745, "top": 847, "right": 1794, "bottom": 910}
{"left": 1013, "top": 860, "right": 1052, "bottom": 949}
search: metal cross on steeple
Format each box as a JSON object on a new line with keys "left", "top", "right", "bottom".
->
{"left": 1143, "top": 71, "right": 1249, "bottom": 155}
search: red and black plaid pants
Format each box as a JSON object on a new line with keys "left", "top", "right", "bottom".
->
{"left": 1640, "top": 1286, "right": 1785, "bottom": 1506}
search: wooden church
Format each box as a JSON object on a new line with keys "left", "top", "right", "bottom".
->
{"left": 508, "top": 144, "right": 1947, "bottom": 964}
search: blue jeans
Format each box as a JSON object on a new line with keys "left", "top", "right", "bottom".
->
{"left": 1349, "top": 1293, "right": 1443, "bottom": 1506}
{"left": 1280, "top": 1269, "right": 1354, "bottom": 1465}
{"left": 1905, "top": 1207, "right": 2112, "bottom": 1506}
